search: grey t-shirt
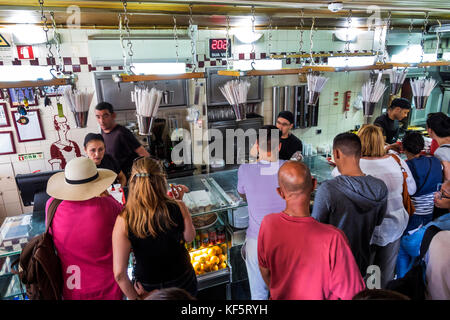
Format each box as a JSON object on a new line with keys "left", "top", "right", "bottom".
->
{"left": 434, "top": 144, "right": 450, "bottom": 162}
{"left": 312, "top": 175, "right": 388, "bottom": 276}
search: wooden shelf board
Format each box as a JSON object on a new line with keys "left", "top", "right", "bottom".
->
{"left": 0, "top": 78, "right": 72, "bottom": 89}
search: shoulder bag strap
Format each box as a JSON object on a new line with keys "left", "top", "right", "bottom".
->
{"left": 390, "top": 153, "right": 408, "bottom": 181}
{"left": 418, "top": 225, "right": 442, "bottom": 261}
{"left": 45, "top": 198, "right": 63, "bottom": 234}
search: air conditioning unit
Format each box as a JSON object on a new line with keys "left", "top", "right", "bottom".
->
{"left": 88, "top": 34, "right": 192, "bottom": 66}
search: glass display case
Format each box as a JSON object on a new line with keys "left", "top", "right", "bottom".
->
{"left": 167, "top": 169, "right": 247, "bottom": 294}
{"left": 0, "top": 255, "right": 25, "bottom": 300}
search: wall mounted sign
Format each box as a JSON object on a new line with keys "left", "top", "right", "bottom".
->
{"left": 11, "top": 109, "right": 45, "bottom": 142}
{"left": 209, "top": 38, "right": 231, "bottom": 59}
{"left": 0, "top": 33, "right": 13, "bottom": 60}
{"left": 17, "top": 45, "right": 34, "bottom": 60}
{"left": 0, "top": 102, "right": 10, "bottom": 127}
{"left": 18, "top": 152, "right": 44, "bottom": 162}
{"left": 0, "top": 131, "right": 16, "bottom": 155}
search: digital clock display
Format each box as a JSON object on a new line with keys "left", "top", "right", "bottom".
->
{"left": 209, "top": 39, "right": 231, "bottom": 58}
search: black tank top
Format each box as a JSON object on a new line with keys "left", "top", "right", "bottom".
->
{"left": 128, "top": 201, "right": 192, "bottom": 284}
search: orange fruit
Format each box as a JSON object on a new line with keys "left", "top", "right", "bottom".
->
{"left": 204, "top": 261, "right": 212, "bottom": 272}
{"left": 207, "top": 247, "right": 216, "bottom": 256}
{"left": 212, "top": 265, "right": 219, "bottom": 272}
{"left": 213, "top": 246, "right": 222, "bottom": 255}
{"left": 218, "top": 254, "right": 226, "bottom": 263}
{"left": 219, "top": 262, "right": 227, "bottom": 269}
{"left": 192, "top": 262, "right": 201, "bottom": 272}
{"left": 209, "top": 255, "right": 220, "bottom": 265}
{"left": 199, "top": 255, "right": 207, "bottom": 264}
{"left": 220, "top": 244, "right": 227, "bottom": 253}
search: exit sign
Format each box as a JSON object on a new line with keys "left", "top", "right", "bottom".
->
{"left": 17, "top": 45, "right": 34, "bottom": 60}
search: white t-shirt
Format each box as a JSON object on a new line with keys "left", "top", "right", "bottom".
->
{"left": 434, "top": 144, "right": 450, "bottom": 162}
{"left": 332, "top": 155, "right": 417, "bottom": 246}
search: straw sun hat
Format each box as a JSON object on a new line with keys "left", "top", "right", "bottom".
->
{"left": 47, "top": 157, "right": 117, "bottom": 201}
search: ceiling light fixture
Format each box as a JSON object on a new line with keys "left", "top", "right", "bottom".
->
{"left": 5, "top": 24, "right": 50, "bottom": 45}
{"left": 328, "top": 2, "right": 344, "bottom": 13}
{"left": 334, "top": 28, "right": 360, "bottom": 42}
{"left": 233, "top": 28, "right": 263, "bottom": 44}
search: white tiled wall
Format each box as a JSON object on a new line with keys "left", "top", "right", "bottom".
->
{"left": 0, "top": 27, "right": 376, "bottom": 219}
{"left": 0, "top": 29, "right": 100, "bottom": 221}
{"left": 259, "top": 71, "right": 370, "bottom": 154}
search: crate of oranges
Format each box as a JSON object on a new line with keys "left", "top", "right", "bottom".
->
{"left": 189, "top": 243, "right": 228, "bottom": 276}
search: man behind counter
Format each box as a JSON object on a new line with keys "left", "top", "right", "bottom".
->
{"left": 95, "top": 102, "right": 150, "bottom": 178}
{"left": 373, "top": 98, "right": 411, "bottom": 150}
{"left": 275, "top": 111, "right": 303, "bottom": 160}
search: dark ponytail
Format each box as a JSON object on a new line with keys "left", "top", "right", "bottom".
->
{"left": 426, "top": 112, "right": 450, "bottom": 138}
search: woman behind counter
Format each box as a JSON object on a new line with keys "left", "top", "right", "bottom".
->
{"left": 112, "top": 157, "right": 197, "bottom": 300}
{"left": 84, "top": 133, "right": 127, "bottom": 187}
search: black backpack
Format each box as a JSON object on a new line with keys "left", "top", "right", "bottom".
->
{"left": 12, "top": 199, "right": 63, "bottom": 300}
{"left": 386, "top": 225, "right": 442, "bottom": 300}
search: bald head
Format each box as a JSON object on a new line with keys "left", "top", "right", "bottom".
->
{"left": 278, "top": 161, "right": 313, "bottom": 195}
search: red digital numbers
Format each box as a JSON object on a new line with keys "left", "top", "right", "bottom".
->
{"left": 211, "top": 39, "right": 227, "bottom": 51}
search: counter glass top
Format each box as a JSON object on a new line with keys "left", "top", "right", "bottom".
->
{"left": 168, "top": 169, "right": 247, "bottom": 217}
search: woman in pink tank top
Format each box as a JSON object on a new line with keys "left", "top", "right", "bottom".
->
{"left": 46, "top": 157, "right": 124, "bottom": 300}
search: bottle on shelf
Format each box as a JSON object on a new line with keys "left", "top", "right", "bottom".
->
{"left": 217, "top": 226, "right": 225, "bottom": 244}
{"left": 193, "top": 231, "right": 201, "bottom": 250}
{"left": 208, "top": 227, "right": 217, "bottom": 245}
{"left": 200, "top": 229, "right": 209, "bottom": 248}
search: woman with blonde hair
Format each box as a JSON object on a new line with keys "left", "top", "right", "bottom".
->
{"left": 112, "top": 157, "right": 196, "bottom": 300}
{"left": 333, "top": 124, "right": 416, "bottom": 288}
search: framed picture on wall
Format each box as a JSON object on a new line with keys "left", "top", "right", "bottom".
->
{"left": 0, "top": 131, "right": 16, "bottom": 155}
{"left": 8, "top": 88, "right": 38, "bottom": 108}
{"left": 0, "top": 103, "right": 10, "bottom": 127}
{"left": 11, "top": 109, "right": 46, "bottom": 142}
{"left": 40, "top": 85, "right": 71, "bottom": 97}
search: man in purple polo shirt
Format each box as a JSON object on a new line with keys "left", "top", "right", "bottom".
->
{"left": 237, "top": 125, "right": 286, "bottom": 300}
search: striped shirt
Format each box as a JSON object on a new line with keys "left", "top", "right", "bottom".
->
{"left": 411, "top": 192, "right": 435, "bottom": 216}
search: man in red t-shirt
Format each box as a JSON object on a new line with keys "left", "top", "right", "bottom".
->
{"left": 258, "top": 161, "right": 365, "bottom": 300}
